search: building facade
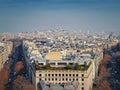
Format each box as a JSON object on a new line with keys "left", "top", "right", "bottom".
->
{"left": 35, "top": 63, "right": 93, "bottom": 90}
{"left": 0, "top": 41, "right": 13, "bottom": 71}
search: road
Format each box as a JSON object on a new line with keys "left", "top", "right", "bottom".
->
{"left": 108, "top": 48, "right": 120, "bottom": 90}
{"left": 5, "top": 40, "right": 28, "bottom": 90}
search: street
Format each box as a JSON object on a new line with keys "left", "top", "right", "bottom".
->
{"left": 108, "top": 49, "right": 120, "bottom": 90}
{"left": 5, "top": 40, "right": 28, "bottom": 90}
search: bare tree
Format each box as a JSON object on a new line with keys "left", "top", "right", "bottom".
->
{"left": 13, "top": 75, "right": 35, "bottom": 90}
{"left": 0, "top": 69, "right": 9, "bottom": 90}
{"left": 102, "top": 54, "right": 111, "bottom": 64}
{"left": 115, "top": 51, "right": 120, "bottom": 57}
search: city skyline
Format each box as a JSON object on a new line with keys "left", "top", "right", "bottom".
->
{"left": 0, "top": 19, "right": 120, "bottom": 90}
{"left": 0, "top": 0, "right": 120, "bottom": 33}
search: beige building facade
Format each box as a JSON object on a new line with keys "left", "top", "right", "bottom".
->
{"left": 0, "top": 46, "right": 5, "bottom": 70}
{"left": 34, "top": 63, "right": 93, "bottom": 90}
{"left": 0, "top": 41, "right": 13, "bottom": 71}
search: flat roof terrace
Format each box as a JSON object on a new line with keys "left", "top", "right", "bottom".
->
{"left": 36, "top": 61, "right": 92, "bottom": 71}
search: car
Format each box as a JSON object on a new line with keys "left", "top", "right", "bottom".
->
{"left": 14, "top": 72, "right": 16, "bottom": 75}
{"left": 8, "top": 78, "right": 12, "bottom": 82}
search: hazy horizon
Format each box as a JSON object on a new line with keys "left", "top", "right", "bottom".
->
{"left": 0, "top": 0, "right": 120, "bottom": 33}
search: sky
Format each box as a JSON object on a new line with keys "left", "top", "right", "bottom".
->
{"left": 0, "top": 0, "right": 120, "bottom": 33}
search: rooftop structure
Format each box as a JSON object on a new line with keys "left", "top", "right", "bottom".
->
{"left": 21, "top": 30, "right": 119, "bottom": 90}
{"left": 0, "top": 41, "right": 13, "bottom": 71}
{"left": 45, "top": 51, "right": 62, "bottom": 61}
{"left": 35, "top": 62, "right": 93, "bottom": 90}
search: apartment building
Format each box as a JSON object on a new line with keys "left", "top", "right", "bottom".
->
{"left": 22, "top": 39, "right": 102, "bottom": 90}
{"left": 0, "top": 41, "right": 13, "bottom": 71}
{"left": 0, "top": 46, "right": 5, "bottom": 70}
{"left": 35, "top": 63, "right": 93, "bottom": 90}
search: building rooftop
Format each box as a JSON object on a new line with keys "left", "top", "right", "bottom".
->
{"left": 39, "top": 80, "right": 79, "bottom": 90}
{"left": 36, "top": 61, "right": 92, "bottom": 71}
{"left": 45, "top": 51, "right": 61, "bottom": 61}
{"left": 0, "top": 46, "right": 4, "bottom": 53}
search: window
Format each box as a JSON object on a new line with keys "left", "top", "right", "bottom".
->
{"left": 76, "top": 74, "right": 78, "bottom": 77}
{"left": 82, "top": 79, "right": 84, "bottom": 81}
{"left": 59, "top": 74, "right": 61, "bottom": 76}
{"left": 69, "top": 74, "right": 71, "bottom": 76}
{"left": 45, "top": 78, "right": 47, "bottom": 81}
{"left": 52, "top": 78, "right": 54, "bottom": 81}
{"left": 82, "top": 83, "right": 84, "bottom": 85}
{"left": 55, "top": 74, "right": 57, "bottom": 76}
{"left": 39, "top": 74, "right": 41, "bottom": 76}
{"left": 48, "top": 78, "right": 50, "bottom": 81}
{"left": 69, "top": 78, "right": 71, "bottom": 81}
{"left": 73, "top": 79, "right": 74, "bottom": 81}
{"left": 66, "top": 74, "right": 68, "bottom": 76}
{"left": 62, "top": 74, "right": 64, "bottom": 76}
{"left": 66, "top": 78, "right": 68, "bottom": 81}
{"left": 62, "top": 78, "right": 64, "bottom": 81}
{"left": 48, "top": 74, "right": 50, "bottom": 76}
{"left": 82, "top": 74, "right": 84, "bottom": 77}
{"left": 39, "top": 78, "right": 41, "bottom": 81}
{"left": 76, "top": 78, "right": 78, "bottom": 81}
{"left": 52, "top": 74, "right": 54, "bottom": 76}
{"left": 45, "top": 74, "right": 47, "bottom": 76}
{"left": 73, "top": 74, "right": 75, "bottom": 76}
{"left": 55, "top": 78, "right": 57, "bottom": 81}
{"left": 81, "top": 87, "right": 84, "bottom": 90}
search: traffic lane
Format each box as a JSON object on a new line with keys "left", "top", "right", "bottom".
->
{"left": 6, "top": 42, "right": 22, "bottom": 87}
{"left": 109, "top": 50, "right": 120, "bottom": 90}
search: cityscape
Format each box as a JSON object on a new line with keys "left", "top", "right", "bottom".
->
{"left": 0, "top": 30, "right": 120, "bottom": 90}
{"left": 0, "top": 0, "right": 120, "bottom": 90}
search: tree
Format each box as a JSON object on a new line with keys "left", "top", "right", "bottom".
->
{"left": 65, "top": 64, "right": 73, "bottom": 69}
{"left": 93, "top": 54, "right": 111, "bottom": 90}
{"left": 23, "top": 84, "right": 35, "bottom": 90}
{"left": 13, "top": 75, "right": 35, "bottom": 90}
{"left": 15, "top": 61, "right": 24, "bottom": 73}
{"left": 0, "top": 84, "right": 5, "bottom": 90}
{"left": 115, "top": 51, "right": 120, "bottom": 57}
{"left": 100, "top": 80, "right": 111, "bottom": 90}
{"left": 0, "top": 69, "right": 9, "bottom": 90}
{"left": 102, "top": 54, "right": 111, "bottom": 64}
{"left": 100, "top": 65, "right": 107, "bottom": 72}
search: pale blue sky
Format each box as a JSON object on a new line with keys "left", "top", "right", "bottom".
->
{"left": 0, "top": 0, "right": 120, "bottom": 33}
